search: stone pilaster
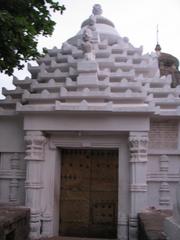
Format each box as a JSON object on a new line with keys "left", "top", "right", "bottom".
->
{"left": 9, "top": 153, "right": 20, "bottom": 204}
{"left": 128, "top": 131, "right": 148, "bottom": 240}
{"left": 24, "top": 131, "right": 46, "bottom": 239}
{"left": 159, "top": 155, "right": 170, "bottom": 208}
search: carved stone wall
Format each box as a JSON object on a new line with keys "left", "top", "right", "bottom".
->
{"left": 0, "top": 152, "right": 25, "bottom": 204}
{"left": 147, "top": 120, "right": 180, "bottom": 210}
{"left": 149, "top": 121, "right": 178, "bottom": 150}
{"left": 147, "top": 154, "right": 180, "bottom": 209}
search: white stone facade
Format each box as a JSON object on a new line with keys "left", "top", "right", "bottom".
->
{"left": 0, "top": 5, "right": 180, "bottom": 240}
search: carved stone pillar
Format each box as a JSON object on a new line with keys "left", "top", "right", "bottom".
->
{"left": 128, "top": 131, "right": 148, "bottom": 240}
{"left": 24, "top": 131, "right": 46, "bottom": 239}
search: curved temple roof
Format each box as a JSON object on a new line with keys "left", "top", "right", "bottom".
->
{"left": 1, "top": 4, "right": 180, "bottom": 117}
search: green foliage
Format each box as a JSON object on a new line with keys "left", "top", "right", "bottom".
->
{"left": 0, "top": 0, "right": 65, "bottom": 75}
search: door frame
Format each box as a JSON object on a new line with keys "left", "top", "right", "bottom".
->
{"left": 47, "top": 132, "right": 129, "bottom": 239}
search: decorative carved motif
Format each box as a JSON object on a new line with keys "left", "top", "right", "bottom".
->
{"left": 129, "top": 132, "right": 148, "bottom": 163}
{"left": 25, "top": 131, "right": 46, "bottom": 161}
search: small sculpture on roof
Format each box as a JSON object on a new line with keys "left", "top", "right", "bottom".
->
{"left": 92, "top": 4, "right": 103, "bottom": 16}
{"left": 81, "top": 28, "right": 95, "bottom": 60}
{"left": 88, "top": 15, "right": 96, "bottom": 31}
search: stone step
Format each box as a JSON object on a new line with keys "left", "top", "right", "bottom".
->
{"left": 39, "top": 237, "right": 114, "bottom": 240}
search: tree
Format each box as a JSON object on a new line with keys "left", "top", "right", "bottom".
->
{"left": 0, "top": 0, "right": 65, "bottom": 75}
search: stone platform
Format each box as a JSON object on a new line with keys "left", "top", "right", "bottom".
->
{"left": 0, "top": 204, "right": 30, "bottom": 240}
{"left": 138, "top": 209, "right": 172, "bottom": 240}
{"left": 39, "top": 237, "right": 114, "bottom": 240}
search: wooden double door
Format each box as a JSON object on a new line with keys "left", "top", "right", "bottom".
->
{"left": 59, "top": 149, "right": 118, "bottom": 238}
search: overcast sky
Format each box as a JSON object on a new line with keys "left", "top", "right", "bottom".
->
{"left": 0, "top": 0, "right": 180, "bottom": 98}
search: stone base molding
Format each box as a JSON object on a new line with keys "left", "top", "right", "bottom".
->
{"left": 117, "top": 213, "right": 128, "bottom": 240}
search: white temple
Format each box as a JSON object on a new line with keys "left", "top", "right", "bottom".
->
{"left": 0, "top": 4, "right": 180, "bottom": 240}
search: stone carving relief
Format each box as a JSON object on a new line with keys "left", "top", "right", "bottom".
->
{"left": 80, "top": 27, "right": 95, "bottom": 61}
{"left": 80, "top": 5, "right": 103, "bottom": 60}
{"left": 129, "top": 132, "right": 148, "bottom": 163}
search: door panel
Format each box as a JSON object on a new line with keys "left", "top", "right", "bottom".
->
{"left": 60, "top": 149, "right": 118, "bottom": 238}
{"left": 61, "top": 200, "right": 89, "bottom": 222}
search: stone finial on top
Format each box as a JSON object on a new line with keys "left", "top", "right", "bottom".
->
{"left": 92, "top": 4, "right": 103, "bottom": 16}
{"left": 155, "top": 43, "right": 161, "bottom": 52}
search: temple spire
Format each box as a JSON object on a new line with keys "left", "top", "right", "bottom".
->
{"left": 155, "top": 24, "right": 161, "bottom": 54}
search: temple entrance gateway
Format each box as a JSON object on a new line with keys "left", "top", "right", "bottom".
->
{"left": 59, "top": 149, "right": 118, "bottom": 238}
